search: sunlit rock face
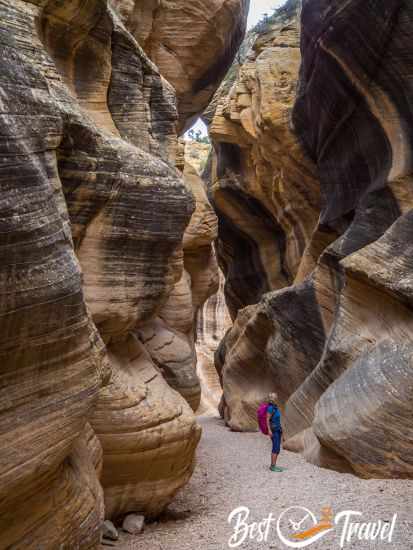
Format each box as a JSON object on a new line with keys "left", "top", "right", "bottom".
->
{"left": 212, "top": 0, "right": 413, "bottom": 478}
{"left": 175, "top": 140, "right": 226, "bottom": 413}
{"left": 0, "top": 0, "right": 249, "bottom": 544}
{"left": 112, "top": 0, "right": 251, "bottom": 132}
{"left": 209, "top": 0, "right": 320, "bottom": 321}
{"left": 197, "top": 270, "right": 232, "bottom": 413}
{"left": 185, "top": 141, "right": 211, "bottom": 177}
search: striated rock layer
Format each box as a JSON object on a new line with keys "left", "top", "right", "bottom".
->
{"left": 112, "top": 0, "right": 251, "bottom": 132}
{"left": 179, "top": 140, "right": 231, "bottom": 414}
{"left": 210, "top": 0, "right": 320, "bottom": 320}
{"left": 0, "top": 0, "right": 247, "bottom": 546}
{"left": 211, "top": 0, "right": 413, "bottom": 478}
{"left": 137, "top": 140, "right": 219, "bottom": 412}
{"left": 0, "top": 1, "right": 105, "bottom": 546}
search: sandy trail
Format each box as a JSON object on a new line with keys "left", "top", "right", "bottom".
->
{"left": 117, "top": 415, "right": 413, "bottom": 549}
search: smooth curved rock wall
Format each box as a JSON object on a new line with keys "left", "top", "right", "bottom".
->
{"left": 112, "top": 0, "right": 251, "bottom": 132}
{"left": 212, "top": 0, "right": 413, "bottom": 478}
{"left": 0, "top": 0, "right": 247, "bottom": 545}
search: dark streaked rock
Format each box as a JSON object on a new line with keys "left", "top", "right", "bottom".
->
{"left": 212, "top": 0, "right": 413, "bottom": 478}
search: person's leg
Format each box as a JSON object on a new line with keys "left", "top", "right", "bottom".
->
{"left": 270, "top": 432, "right": 280, "bottom": 470}
{"left": 270, "top": 432, "right": 283, "bottom": 471}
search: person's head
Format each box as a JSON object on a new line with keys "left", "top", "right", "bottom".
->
{"left": 268, "top": 392, "right": 278, "bottom": 404}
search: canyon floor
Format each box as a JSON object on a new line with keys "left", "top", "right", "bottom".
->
{"left": 115, "top": 415, "right": 413, "bottom": 549}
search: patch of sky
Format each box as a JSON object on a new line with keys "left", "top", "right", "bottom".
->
{"left": 184, "top": 0, "right": 285, "bottom": 140}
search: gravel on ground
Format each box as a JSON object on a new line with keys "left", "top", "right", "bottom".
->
{"left": 115, "top": 414, "right": 413, "bottom": 550}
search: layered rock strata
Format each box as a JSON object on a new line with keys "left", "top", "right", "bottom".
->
{"left": 137, "top": 140, "right": 219, "bottom": 412}
{"left": 212, "top": 0, "right": 413, "bottom": 478}
{"left": 0, "top": 0, "right": 246, "bottom": 546}
{"left": 112, "top": 0, "right": 251, "bottom": 132}
{"left": 177, "top": 140, "right": 231, "bottom": 413}
{"left": 210, "top": 0, "right": 320, "bottom": 320}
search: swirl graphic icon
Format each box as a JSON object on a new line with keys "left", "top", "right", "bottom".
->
{"left": 276, "top": 506, "right": 335, "bottom": 548}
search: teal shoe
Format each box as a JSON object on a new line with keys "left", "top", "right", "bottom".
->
{"left": 270, "top": 466, "right": 284, "bottom": 472}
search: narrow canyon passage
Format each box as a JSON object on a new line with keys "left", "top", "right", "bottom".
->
{"left": 3, "top": 0, "right": 413, "bottom": 547}
{"left": 119, "top": 415, "right": 413, "bottom": 549}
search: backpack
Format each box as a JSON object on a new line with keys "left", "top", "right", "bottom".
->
{"left": 257, "top": 402, "right": 270, "bottom": 434}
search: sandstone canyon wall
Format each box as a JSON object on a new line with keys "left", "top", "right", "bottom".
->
{"left": 112, "top": 0, "right": 251, "bottom": 132}
{"left": 179, "top": 140, "right": 232, "bottom": 414}
{"left": 197, "top": 269, "right": 232, "bottom": 413}
{"left": 211, "top": 0, "right": 413, "bottom": 479}
{"left": 137, "top": 139, "right": 220, "bottom": 413}
{"left": 0, "top": 0, "right": 247, "bottom": 547}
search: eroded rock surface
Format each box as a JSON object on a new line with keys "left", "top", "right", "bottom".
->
{"left": 210, "top": 0, "right": 320, "bottom": 320}
{"left": 197, "top": 270, "right": 232, "bottom": 413}
{"left": 212, "top": 0, "right": 413, "bottom": 478}
{"left": 112, "top": 0, "right": 251, "bottom": 132}
{"left": 184, "top": 141, "right": 211, "bottom": 177}
{"left": 0, "top": 0, "right": 247, "bottom": 546}
{"left": 0, "top": 2, "right": 105, "bottom": 546}
{"left": 139, "top": 140, "right": 220, "bottom": 411}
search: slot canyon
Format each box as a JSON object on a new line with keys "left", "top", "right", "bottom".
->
{"left": 1, "top": 1, "right": 413, "bottom": 548}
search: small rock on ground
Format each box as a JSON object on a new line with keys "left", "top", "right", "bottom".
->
{"left": 102, "top": 520, "right": 118, "bottom": 541}
{"left": 122, "top": 514, "right": 145, "bottom": 535}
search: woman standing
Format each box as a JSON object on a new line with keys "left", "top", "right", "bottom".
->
{"left": 266, "top": 392, "right": 285, "bottom": 472}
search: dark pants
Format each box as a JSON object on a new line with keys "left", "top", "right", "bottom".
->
{"left": 271, "top": 430, "right": 282, "bottom": 454}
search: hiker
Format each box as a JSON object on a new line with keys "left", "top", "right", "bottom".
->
{"left": 257, "top": 392, "right": 285, "bottom": 472}
{"left": 266, "top": 392, "right": 284, "bottom": 472}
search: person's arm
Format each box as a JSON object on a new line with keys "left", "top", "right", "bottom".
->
{"left": 266, "top": 411, "right": 272, "bottom": 437}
